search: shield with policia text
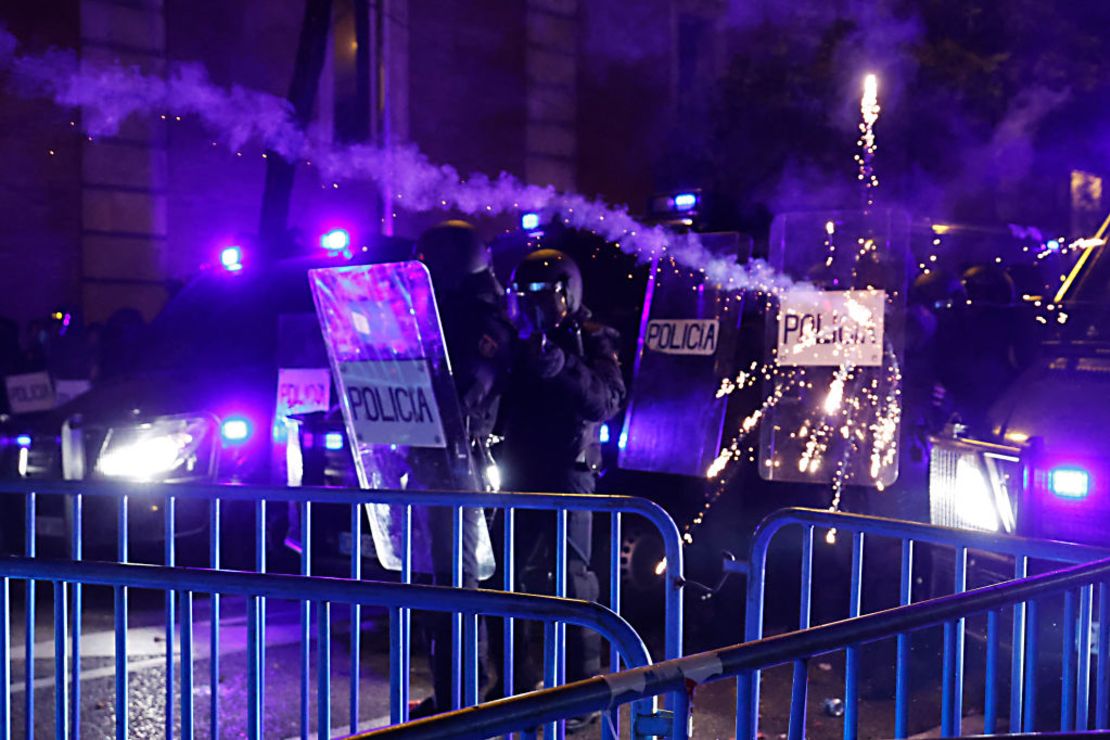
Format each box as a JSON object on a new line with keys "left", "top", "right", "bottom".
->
{"left": 759, "top": 210, "right": 909, "bottom": 489}
{"left": 618, "top": 233, "right": 748, "bottom": 476}
{"left": 309, "top": 261, "right": 495, "bottom": 580}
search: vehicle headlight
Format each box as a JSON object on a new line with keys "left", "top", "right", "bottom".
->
{"left": 96, "top": 417, "right": 215, "bottom": 481}
{"left": 951, "top": 456, "right": 1001, "bottom": 532}
{"left": 929, "top": 436, "right": 1021, "bottom": 533}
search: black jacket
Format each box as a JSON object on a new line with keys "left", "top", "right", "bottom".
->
{"left": 437, "top": 272, "right": 516, "bottom": 443}
{"left": 499, "top": 307, "right": 626, "bottom": 492}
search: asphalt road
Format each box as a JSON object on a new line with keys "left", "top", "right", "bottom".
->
{"left": 2, "top": 581, "right": 1003, "bottom": 739}
{"left": 7, "top": 583, "right": 429, "bottom": 739}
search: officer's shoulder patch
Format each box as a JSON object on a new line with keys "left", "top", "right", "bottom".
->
{"left": 478, "top": 333, "right": 499, "bottom": 359}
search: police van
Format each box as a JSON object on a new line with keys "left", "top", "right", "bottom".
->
{"left": 927, "top": 230, "right": 1110, "bottom": 550}
{"left": 0, "top": 234, "right": 411, "bottom": 563}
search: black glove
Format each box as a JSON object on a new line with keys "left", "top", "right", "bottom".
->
{"left": 523, "top": 333, "right": 565, "bottom": 379}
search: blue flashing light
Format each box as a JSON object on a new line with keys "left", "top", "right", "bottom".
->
{"left": 221, "top": 417, "right": 252, "bottom": 444}
{"left": 220, "top": 246, "right": 243, "bottom": 272}
{"left": 618, "top": 429, "right": 628, "bottom": 450}
{"left": 324, "top": 431, "right": 345, "bottom": 451}
{"left": 15, "top": 435, "right": 31, "bottom": 448}
{"left": 321, "top": 228, "right": 351, "bottom": 251}
{"left": 521, "top": 212, "right": 540, "bottom": 231}
{"left": 1047, "top": 239, "right": 1061, "bottom": 252}
{"left": 1050, "top": 467, "right": 1089, "bottom": 499}
{"left": 673, "top": 192, "right": 698, "bottom": 211}
{"left": 599, "top": 423, "right": 610, "bottom": 444}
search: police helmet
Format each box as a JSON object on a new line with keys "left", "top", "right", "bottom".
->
{"left": 508, "top": 249, "right": 583, "bottom": 333}
{"left": 911, "top": 269, "right": 965, "bottom": 310}
{"left": 961, "top": 264, "right": 1015, "bottom": 306}
{"left": 413, "top": 220, "right": 492, "bottom": 293}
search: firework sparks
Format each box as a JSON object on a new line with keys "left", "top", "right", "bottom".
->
{"left": 856, "top": 73, "right": 880, "bottom": 208}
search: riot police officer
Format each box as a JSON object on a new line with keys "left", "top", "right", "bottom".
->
{"left": 496, "top": 248, "right": 626, "bottom": 713}
{"left": 410, "top": 220, "right": 514, "bottom": 717}
{"left": 414, "top": 220, "right": 514, "bottom": 457}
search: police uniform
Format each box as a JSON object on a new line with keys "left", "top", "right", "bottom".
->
{"left": 411, "top": 223, "right": 512, "bottom": 716}
{"left": 497, "top": 305, "right": 626, "bottom": 686}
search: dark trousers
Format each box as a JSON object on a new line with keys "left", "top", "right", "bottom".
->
{"left": 425, "top": 570, "right": 490, "bottom": 710}
{"left": 423, "top": 506, "right": 491, "bottom": 711}
{"left": 489, "top": 506, "right": 602, "bottom": 694}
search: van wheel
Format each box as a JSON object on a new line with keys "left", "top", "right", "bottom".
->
{"left": 620, "top": 523, "right": 666, "bottom": 595}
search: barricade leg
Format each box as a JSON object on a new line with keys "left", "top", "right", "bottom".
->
{"left": 350, "top": 503, "right": 361, "bottom": 734}
{"left": 1097, "top": 582, "right": 1109, "bottom": 729}
{"left": 255, "top": 499, "right": 267, "bottom": 736}
{"left": 787, "top": 658, "right": 808, "bottom": 740}
{"left": 182, "top": 590, "right": 194, "bottom": 740}
{"left": 1063, "top": 590, "right": 1077, "bottom": 731}
{"left": 1011, "top": 556, "right": 1029, "bottom": 731}
{"left": 1076, "top": 585, "right": 1093, "bottom": 731}
{"left": 894, "top": 539, "right": 913, "bottom": 739}
{"left": 209, "top": 499, "right": 220, "bottom": 739}
{"left": 23, "top": 493, "right": 34, "bottom": 740}
{"left": 70, "top": 494, "right": 82, "bottom": 740}
{"left": 1, "top": 576, "right": 10, "bottom": 740}
{"left": 115, "top": 495, "right": 128, "bottom": 740}
{"left": 985, "top": 609, "right": 999, "bottom": 734}
{"left": 165, "top": 496, "right": 176, "bottom": 740}
{"left": 544, "top": 621, "right": 562, "bottom": 740}
{"left": 247, "top": 595, "right": 262, "bottom": 739}
{"left": 54, "top": 580, "right": 68, "bottom": 739}
{"left": 319, "top": 601, "right": 331, "bottom": 739}
{"left": 952, "top": 545, "right": 967, "bottom": 736}
{"left": 451, "top": 506, "right": 463, "bottom": 711}
{"left": 608, "top": 511, "right": 620, "bottom": 737}
{"left": 843, "top": 531, "right": 863, "bottom": 740}
{"left": 503, "top": 508, "right": 516, "bottom": 706}
{"left": 1023, "top": 599, "right": 1040, "bottom": 732}
{"left": 301, "top": 502, "right": 312, "bottom": 739}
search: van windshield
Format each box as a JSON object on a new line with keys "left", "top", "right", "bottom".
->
{"left": 138, "top": 267, "right": 317, "bottom": 372}
{"left": 1063, "top": 245, "right": 1110, "bottom": 341}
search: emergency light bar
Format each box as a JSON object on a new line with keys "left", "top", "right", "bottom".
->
{"left": 673, "top": 192, "right": 698, "bottom": 211}
{"left": 649, "top": 190, "right": 701, "bottom": 217}
{"left": 321, "top": 229, "right": 351, "bottom": 252}
{"left": 1049, "top": 467, "right": 1090, "bottom": 499}
{"left": 324, "top": 431, "right": 345, "bottom": 451}
{"left": 220, "top": 246, "right": 244, "bottom": 272}
{"left": 220, "top": 417, "right": 252, "bottom": 444}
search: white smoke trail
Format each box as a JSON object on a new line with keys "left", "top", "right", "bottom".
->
{"left": 0, "top": 26, "right": 797, "bottom": 294}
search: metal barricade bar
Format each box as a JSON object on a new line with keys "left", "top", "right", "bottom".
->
{"left": 357, "top": 556, "right": 1110, "bottom": 739}
{"left": 0, "top": 558, "right": 651, "bottom": 740}
{"left": 740, "top": 507, "right": 1110, "bottom": 740}
{"left": 0, "top": 479, "right": 683, "bottom": 737}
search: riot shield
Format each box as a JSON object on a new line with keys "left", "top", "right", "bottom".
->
{"left": 619, "top": 233, "right": 747, "bottom": 476}
{"left": 309, "top": 261, "right": 495, "bottom": 580}
{"left": 759, "top": 210, "right": 909, "bottom": 489}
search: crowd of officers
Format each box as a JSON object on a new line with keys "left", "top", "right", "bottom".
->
{"left": 411, "top": 221, "right": 625, "bottom": 728}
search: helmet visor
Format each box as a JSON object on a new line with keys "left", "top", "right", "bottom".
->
{"left": 508, "top": 280, "right": 569, "bottom": 336}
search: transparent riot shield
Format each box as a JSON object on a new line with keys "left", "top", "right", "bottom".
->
{"left": 619, "top": 233, "right": 747, "bottom": 476}
{"left": 309, "top": 261, "right": 495, "bottom": 580}
{"left": 759, "top": 210, "right": 909, "bottom": 489}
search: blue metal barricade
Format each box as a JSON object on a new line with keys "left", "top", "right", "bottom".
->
{"left": 0, "top": 479, "right": 683, "bottom": 738}
{"left": 0, "top": 558, "right": 651, "bottom": 740}
{"left": 738, "top": 507, "right": 1110, "bottom": 739}
{"left": 355, "top": 555, "right": 1110, "bottom": 739}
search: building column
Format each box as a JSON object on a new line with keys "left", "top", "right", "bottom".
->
{"left": 79, "top": 0, "right": 168, "bottom": 323}
{"left": 525, "top": 0, "right": 578, "bottom": 192}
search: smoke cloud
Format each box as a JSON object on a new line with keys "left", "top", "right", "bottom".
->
{"left": 0, "top": 25, "right": 797, "bottom": 295}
